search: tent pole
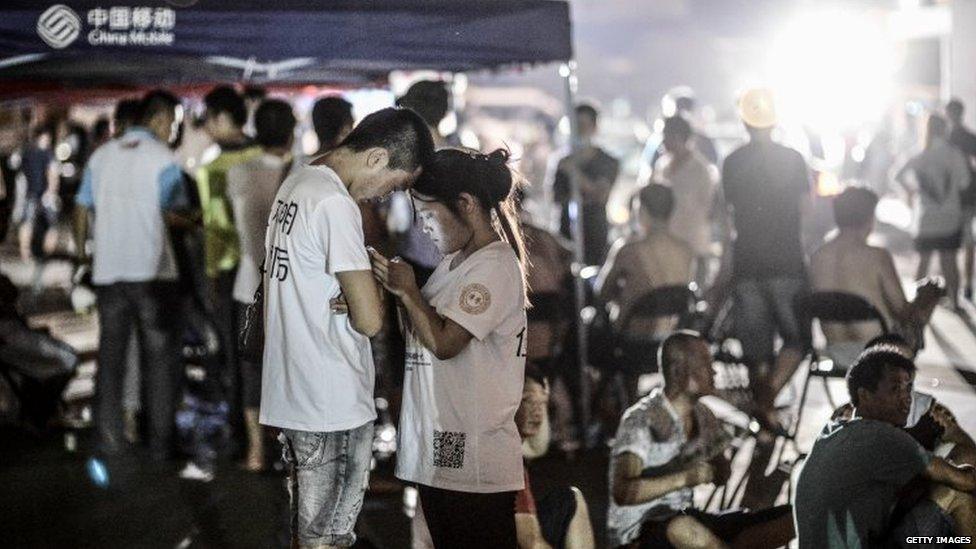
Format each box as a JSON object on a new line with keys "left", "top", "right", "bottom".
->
{"left": 560, "top": 61, "right": 590, "bottom": 443}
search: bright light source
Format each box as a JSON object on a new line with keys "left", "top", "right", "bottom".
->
{"left": 767, "top": 9, "right": 898, "bottom": 133}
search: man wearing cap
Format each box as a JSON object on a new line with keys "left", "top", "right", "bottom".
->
{"left": 721, "top": 89, "right": 813, "bottom": 427}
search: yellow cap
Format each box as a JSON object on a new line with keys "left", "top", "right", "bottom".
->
{"left": 738, "top": 88, "right": 777, "bottom": 129}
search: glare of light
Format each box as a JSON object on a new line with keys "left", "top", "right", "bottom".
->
{"left": 302, "top": 129, "right": 319, "bottom": 156}
{"left": 60, "top": 162, "right": 76, "bottom": 179}
{"left": 87, "top": 457, "right": 109, "bottom": 488}
{"left": 459, "top": 129, "right": 480, "bottom": 150}
{"left": 438, "top": 111, "right": 457, "bottom": 137}
{"left": 876, "top": 196, "right": 913, "bottom": 230}
{"left": 55, "top": 142, "right": 72, "bottom": 161}
{"left": 767, "top": 9, "right": 897, "bottom": 133}
{"left": 609, "top": 203, "right": 630, "bottom": 225}
{"left": 557, "top": 115, "right": 570, "bottom": 138}
{"left": 661, "top": 95, "right": 677, "bottom": 118}
{"left": 816, "top": 172, "right": 843, "bottom": 197}
{"left": 851, "top": 144, "right": 866, "bottom": 163}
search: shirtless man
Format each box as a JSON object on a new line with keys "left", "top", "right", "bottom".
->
{"left": 596, "top": 183, "right": 693, "bottom": 337}
{"left": 810, "top": 186, "right": 941, "bottom": 365}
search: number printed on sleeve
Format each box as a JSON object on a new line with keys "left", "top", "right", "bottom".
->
{"left": 515, "top": 326, "right": 528, "bottom": 358}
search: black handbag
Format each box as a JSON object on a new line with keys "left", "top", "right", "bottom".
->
{"left": 237, "top": 160, "right": 291, "bottom": 364}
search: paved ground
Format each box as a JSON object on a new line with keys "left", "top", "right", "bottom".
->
{"left": 2, "top": 219, "right": 975, "bottom": 548}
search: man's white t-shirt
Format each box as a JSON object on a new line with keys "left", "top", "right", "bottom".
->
{"left": 76, "top": 127, "right": 185, "bottom": 285}
{"left": 227, "top": 153, "right": 290, "bottom": 303}
{"left": 652, "top": 150, "right": 718, "bottom": 257}
{"left": 396, "top": 240, "right": 527, "bottom": 493}
{"left": 259, "top": 164, "right": 376, "bottom": 433}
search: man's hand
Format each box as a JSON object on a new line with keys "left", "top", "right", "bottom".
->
{"left": 686, "top": 461, "right": 714, "bottom": 487}
{"left": 369, "top": 248, "right": 418, "bottom": 300}
{"left": 330, "top": 294, "right": 348, "bottom": 314}
{"left": 929, "top": 403, "right": 958, "bottom": 432}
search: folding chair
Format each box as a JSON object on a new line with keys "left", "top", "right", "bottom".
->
{"left": 792, "top": 291, "right": 889, "bottom": 435}
{"left": 613, "top": 284, "right": 700, "bottom": 374}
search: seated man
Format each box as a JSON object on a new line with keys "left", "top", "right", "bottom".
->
{"left": 795, "top": 348, "right": 976, "bottom": 547}
{"left": 810, "top": 186, "right": 942, "bottom": 365}
{"left": 833, "top": 334, "right": 976, "bottom": 467}
{"left": 596, "top": 183, "right": 693, "bottom": 338}
{"left": 515, "top": 365, "right": 596, "bottom": 549}
{"left": 608, "top": 331, "right": 794, "bottom": 549}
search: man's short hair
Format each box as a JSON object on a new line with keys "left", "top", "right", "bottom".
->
{"left": 311, "top": 96, "right": 354, "bottom": 149}
{"left": 846, "top": 349, "right": 915, "bottom": 406}
{"left": 864, "top": 333, "right": 909, "bottom": 351}
{"left": 638, "top": 183, "right": 675, "bottom": 220}
{"left": 662, "top": 115, "right": 692, "bottom": 141}
{"left": 658, "top": 330, "right": 703, "bottom": 389}
{"left": 114, "top": 98, "right": 142, "bottom": 128}
{"left": 340, "top": 107, "right": 434, "bottom": 172}
{"left": 204, "top": 85, "right": 247, "bottom": 127}
{"left": 138, "top": 90, "right": 180, "bottom": 126}
{"left": 947, "top": 98, "right": 964, "bottom": 120}
{"left": 575, "top": 103, "right": 598, "bottom": 125}
{"left": 396, "top": 80, "right": 449, "bottom": 129}
{"left": 254, "top": 99, "right": 296, "bottom": 150}
{"left": 832, "top": 186, "right": 878, "bottom": 229}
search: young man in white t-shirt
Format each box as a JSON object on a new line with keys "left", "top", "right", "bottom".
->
{"left": 260, "top": 107, "right": 433, "bottom": 549}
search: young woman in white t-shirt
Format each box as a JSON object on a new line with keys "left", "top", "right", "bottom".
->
{"left": 370, "top": 148, "right": 529, "bottom": 548}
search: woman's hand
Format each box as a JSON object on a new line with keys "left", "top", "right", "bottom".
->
{"left": 369, "top": 247, "right": 418, "bottom": 300}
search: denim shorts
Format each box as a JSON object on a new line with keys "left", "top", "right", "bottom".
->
{"left": 733, "top": 277, "right": 809, "bottom": 365}
{"left": 279, "top": 422, "right": 374, "bottom": 547}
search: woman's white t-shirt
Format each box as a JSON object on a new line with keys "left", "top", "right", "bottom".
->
{"left": 395, "top": 240, "right": 527, "bottom": 493}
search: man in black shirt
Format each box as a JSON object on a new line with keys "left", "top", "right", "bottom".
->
{"left": 552, "top": 103, "right": 620, "bottom": 266}
{"left": 946, "top": 99, "right": 976, "bottom": 300}
{"left": 721, "top": 89, "right": 812, "bottom": 426}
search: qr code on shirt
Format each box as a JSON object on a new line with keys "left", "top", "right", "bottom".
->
{"left": 433, "top": 430, "right": 466, "bottom": 469}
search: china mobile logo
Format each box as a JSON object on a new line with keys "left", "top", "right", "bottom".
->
{"left": 37, "top": 5, "right": 82, "bottom": 49}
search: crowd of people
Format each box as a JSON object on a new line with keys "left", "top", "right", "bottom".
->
{"left": 3, "top": 79, "right": 976, "bottom": 549}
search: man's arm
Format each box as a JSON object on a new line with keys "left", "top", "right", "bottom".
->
{"left": 611, "top": 452, "right": 712, "bottom": 506}
{"left": 594, "top": 240, "right": 627, "bottom": 303}
{"left": 335, "top": 270, "right": 384, "bottom": 338}
{"left": 929, "top": 403, "right": 976, "bottom": 463}
{"left": 923, "top": 456, "right": 976, "bottom": 493}
{"left": 877, "top": 251, "right": 911, "bottom": 322}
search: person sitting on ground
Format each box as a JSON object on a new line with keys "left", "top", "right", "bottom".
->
{"left": 596, "top": 183, "right": 693, "bottom": 338}
{"left": 810, "top": 186, "right": 943, "bottom": 365}
{"left": 515, "top": 365, "right": 596, "bottom": 549}
{"left": 795, "top": 348, "right": 976, "bottom": 547}
{"left": 608, "top": 331, "right": 795, "bottom": 549}
{"left": 832, "top": 334, "right": 976, "bottom": 467}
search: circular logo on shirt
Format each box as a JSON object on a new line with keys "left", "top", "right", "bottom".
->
{"left": 459, "top": 283, "right": 491, "bottom": 315}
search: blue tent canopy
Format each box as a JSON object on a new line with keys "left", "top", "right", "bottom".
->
{"left": 0, "top": 0, "right": 572, "bottom": 93}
